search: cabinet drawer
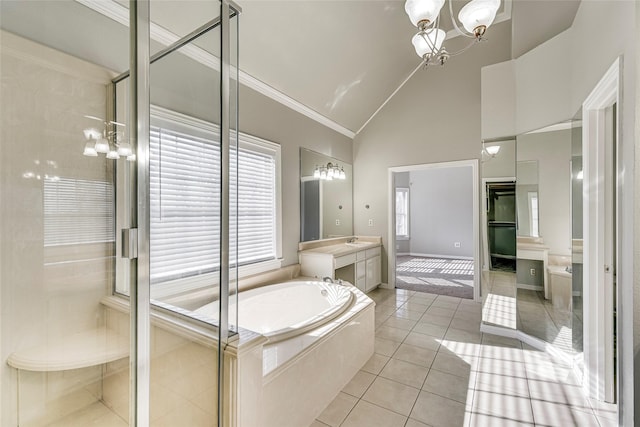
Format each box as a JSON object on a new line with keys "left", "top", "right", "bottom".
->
{"left": 356, "top": 250, "right": 366, "bottom": 261}
{"left": 366, "top": 247, "right": 381, "bottom": 259}
{"left": 334, "top": 253, "right": 357, "bottom": 269}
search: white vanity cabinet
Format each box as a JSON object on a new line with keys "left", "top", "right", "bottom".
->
{"left": 298, "top": 238, "right": 382, "bottom": 293}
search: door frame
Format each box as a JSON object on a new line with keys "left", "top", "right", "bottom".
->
{"left": 582, "top": 57, "right": 629, "bottom": 418}
{"left": 387, "top": 159, "right": 480, "bottom": 302}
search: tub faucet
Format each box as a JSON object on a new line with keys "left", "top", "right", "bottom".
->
{"left": 322, "top": 276, "right": 334, "bottom": 283}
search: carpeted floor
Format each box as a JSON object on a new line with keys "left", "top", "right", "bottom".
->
{"left": 395, "top": 256, "right": 474, "bottom": 299}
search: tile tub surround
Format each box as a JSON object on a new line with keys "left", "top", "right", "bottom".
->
{"left": 311, "top": 288, "right": 616, "bottom": 427}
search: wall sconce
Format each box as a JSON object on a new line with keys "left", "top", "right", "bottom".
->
{"left": 313, "top": 162, "right": 346, "bottom": 181}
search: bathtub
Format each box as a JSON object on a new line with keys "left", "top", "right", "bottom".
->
{"left": 194, "top": 280, "right": 355, "bottom": 343}
{"left": 195, "top": 279, "right": 375, "bottom": 427}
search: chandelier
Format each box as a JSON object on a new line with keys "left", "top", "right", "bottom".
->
{"left": 313, "top": 162, "right": 346, "bottom": 181}
{"left": 82, "top": 115, "right": 135, "bottom": 161}
{"left": 404, "top": 0, "right": 501, "bottom": 67}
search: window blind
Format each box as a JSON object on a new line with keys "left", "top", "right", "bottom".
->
{"left": 44, "top": 177, "right": 114, "bottom": 246}
{"left": 150, "top": 122, "right": 277, "bottom": 284}
{"left": 396, "top": 187, "right": 409, "bottom": 237}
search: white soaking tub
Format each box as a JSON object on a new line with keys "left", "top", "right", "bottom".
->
{"left": 194, "top": 280, "right": 355, "bottom": 343}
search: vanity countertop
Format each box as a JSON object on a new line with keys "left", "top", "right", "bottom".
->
{"left": 298, "top": 236, "right": 382, "bottom": 257}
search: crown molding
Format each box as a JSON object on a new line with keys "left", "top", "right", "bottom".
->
{"left": 75, "top": 0, "right": 356, "bottom": 140}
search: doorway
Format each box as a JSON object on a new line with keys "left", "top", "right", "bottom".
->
{"left": 582, "top": 58, "right": 628, "bottom": 423}
{"left": 388, "top": 160, "right": 480, "bottom": 301}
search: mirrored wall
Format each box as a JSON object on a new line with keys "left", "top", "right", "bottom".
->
{"left": 300, "top": 148, "right": 353, "bottom": 241}
{"left": 480, "top": 116, "right": 584, "bottom": 361}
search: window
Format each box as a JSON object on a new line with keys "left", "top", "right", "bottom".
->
{"left": 44, "top": 177, "right": 114, "bottom": 246}
{"left": 149, "top": 108, "right": 281, "bottom": 286}
{"left": 395, "top": 187, "right": 410, "bottom": 239}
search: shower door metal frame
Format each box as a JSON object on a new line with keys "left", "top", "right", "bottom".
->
{"left": 128, "top": 1, "right": 241, "bottom": 425}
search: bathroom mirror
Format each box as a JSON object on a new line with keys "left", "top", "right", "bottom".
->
{"left": 516, "top": 161, "right": 539, "bottom": 237}
{"left": 570, "top": 110, "right": 584, "bottom": 368}
{"left": 515, "top": 123, "right": 573, "bottom": 352}
{"left": 480, "top": 139, "right": 517, "bottom": 329}
{"left": 300, "top": 148, "right": 353, "bottom": 241}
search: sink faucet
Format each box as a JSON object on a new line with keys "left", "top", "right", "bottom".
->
{"left": 322, "top": 276, "right": 334, "bottom": 283}
{"left": 347, "top": 237, "right": 357, "bottom": 243}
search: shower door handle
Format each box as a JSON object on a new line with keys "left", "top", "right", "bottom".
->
{"left": 122, "top": 228, "right": 138, "bottom": 259}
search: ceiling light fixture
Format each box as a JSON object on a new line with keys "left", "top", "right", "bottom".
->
{"left": 82, "top": 115, "right": 134, "bottom": 161}
{"left": 404, "top": 0, "right": 501, "bottom": 67}
{"left": 313, "top": 162, "right": 346, "bottom": 181}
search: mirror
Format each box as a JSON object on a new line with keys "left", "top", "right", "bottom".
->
{"left": 515, "top": 123, "right": 574, "bottom": 352}
{"left": 480, "top": 139, "right": 517, "bottom": 329}
{"left": 300, "top": 148, "right": 353, "bottom": 241}
{"left": 571, "top": 110, "right": 584, "bottom": 370}
{"left": 516, "top": 161, "right": 539, "bottom": 237}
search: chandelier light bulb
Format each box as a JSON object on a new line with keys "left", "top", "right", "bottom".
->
{"left": 106, "top": 150, "right": 120, "bottom": 160}
{"left": 458, "top": 0, "right": 500, "bottom": 36}
{"left": 412, "top": 28, "right": 446, "bottom": 58}
{"left": 339, "top": 168, "right": 346, "bottom": 180}
{"left": 404, "top": 0, "right": 445, "bottom": 27}
{"left": 117, "top": 142, "right": 133, "bottom": 157}
{"left": 485, "top": 145, "right": 500, "bottom": 156}
{"left": 94, "top": 137, "right": 110, "bottom": 154}
{"left": 313, "top": 166, "right": 320, "bottom": 179}
{"left": 320, "top": 168, "right": 327, "bottom": 180}
{"left": 83, "top": 141, "right": 98, "bottom": 157}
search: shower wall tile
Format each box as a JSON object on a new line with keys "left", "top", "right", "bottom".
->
{"left": 1, "top": 32, "right": 115, "bottom": 426}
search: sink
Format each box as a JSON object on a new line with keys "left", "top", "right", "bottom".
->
{"left": 345, "top": 242, "right": 369, "bottom": 247}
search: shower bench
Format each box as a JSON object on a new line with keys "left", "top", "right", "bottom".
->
{"left": 7, "top": 327, "right": 128, "bottom": 371}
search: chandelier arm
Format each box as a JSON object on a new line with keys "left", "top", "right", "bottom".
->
{"left": 442, "top": 38, "right": 478, "bottom": 57}
{"left": 448, "top": 0, "right": 476, "bottom": 39}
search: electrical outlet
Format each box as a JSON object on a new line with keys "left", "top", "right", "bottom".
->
{"left": 454, "top": 242, "right": 461, "bottom": 248}
{"left": 530, "top": 268, "right": 536, "bottom": 276}
{"left": 335, "top": 219, "right": 340, "bottom": 226}
{"left": 368, "top": 219, "right": 373, "bottom": 227}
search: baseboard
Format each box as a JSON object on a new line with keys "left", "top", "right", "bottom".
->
{"left": 396, "top": 252, "right": 410, "bottom": 257}
{"left": 407, "top": 253, "right": 474, "bottom": 261}
{"left": 516, "top": 284, "right": 543, "bottom": 291}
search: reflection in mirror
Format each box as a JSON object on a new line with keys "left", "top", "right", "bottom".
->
{"left": 516, "top": 161, "right": 539, "bottom": 237}
{"left": 480, "top": 139, "right": 517, "bottom": 329}
{"left": 300, "top": 148, "right": 353, "bottom": 241}
{"left": 571, "top": 110, "right": 584, "bottom": 372}
{"left": 516, "top": 124, "right": 573, "bottom": 353}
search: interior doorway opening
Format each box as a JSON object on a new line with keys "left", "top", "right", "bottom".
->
{"left": 388, "top": 160, "right": 480, "bottom": 301}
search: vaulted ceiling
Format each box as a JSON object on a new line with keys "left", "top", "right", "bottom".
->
{"left": 0, "top": 0, "right": 581, "bottom": 137}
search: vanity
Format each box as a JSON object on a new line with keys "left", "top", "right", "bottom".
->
{"left": 298, "top": 236, "right": 382, "bottom": 293}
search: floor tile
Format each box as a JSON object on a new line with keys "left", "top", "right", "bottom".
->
{"left": 316, "top": 392, "right": 358, "bottom": 427}
{"left": 375, "top": 336, "right": 402, "bottom": 357}
{"left": 362, "top": 353, "right": 390, "bottom": 375}
{"left": 412, "top": 322, "right": 448, "bottom": 339}
{"left": 392, "top": 307, "right": 424, "bottom": 321}
{"left": 410, "top": 390, "right": 466, "bottom": 427}
{"left": 422, "top": 369, "right": 471, "bottom": 404}
{"left": 392, "top": 343, "right": 436, "bottom": 368}
{"left": 362, "top": 376, "right": 420, "bottom": 416}
{"left": 308, "top": 421, "right": 330, "bottom": 427}
{"left": 376, "top": 325, "right": 409, "bottom": 343}
{"left": 341, "top": 400, "right": 407, "bottom": 427}
{"left": 418, "top": 313, "right": 452, "bottom": 328}
{"left": 472, "top": 390, "right": 534, "bottom": 424}
{"left": 379, "top": 358, "right": 429, "bottom": 389}
{"left": 403, "top": 331, "right": 441, "bottom": 351}
{"left": 443, "top": 327, "right": 482, "bottom": 345}
{"left": 425, "top": 306, "right": 456, "bottom": 319}
{"left": 405, "top": 419, "right": 432, "bottom": 427}
{"left": 530, "top": 399, "right": 599, "bottom": 426}
{"left": 342, "top": 370, "right": 376, "bottom": 398}
{"left": 430, "top": 352, "right": 475, "bottom": 379}
{"left": 449, "top": 317, "right": 480, "bottom": 333}
{"left": 383, "top": 316, "right": 417, "bottom": 331}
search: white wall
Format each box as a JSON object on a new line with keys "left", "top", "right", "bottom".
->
{"left": 353, "top": 20, "right": 513, "bottom": 282}
{"left": 408, "top": 168, "right": 474, "bottom": 258}
{"left": 481, "top": 61, "right": 515, "bottom": 139}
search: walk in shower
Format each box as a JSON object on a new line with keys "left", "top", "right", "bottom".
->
{"left": 1, "top": 1, "right": 239, "bottom": 425}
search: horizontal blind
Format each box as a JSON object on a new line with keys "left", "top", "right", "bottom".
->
{"left": 44, "top": 177, "right": 114, "bottom": 246}
{"left": 150, "top": 119, "right": 277, "bottom": 284}
{"left": 395, "top": 188, "right": 409, "bottom": 236}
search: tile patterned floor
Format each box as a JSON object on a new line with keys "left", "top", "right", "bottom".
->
{"left": 311, "top": 288, "right": 617, "bottom": 427}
